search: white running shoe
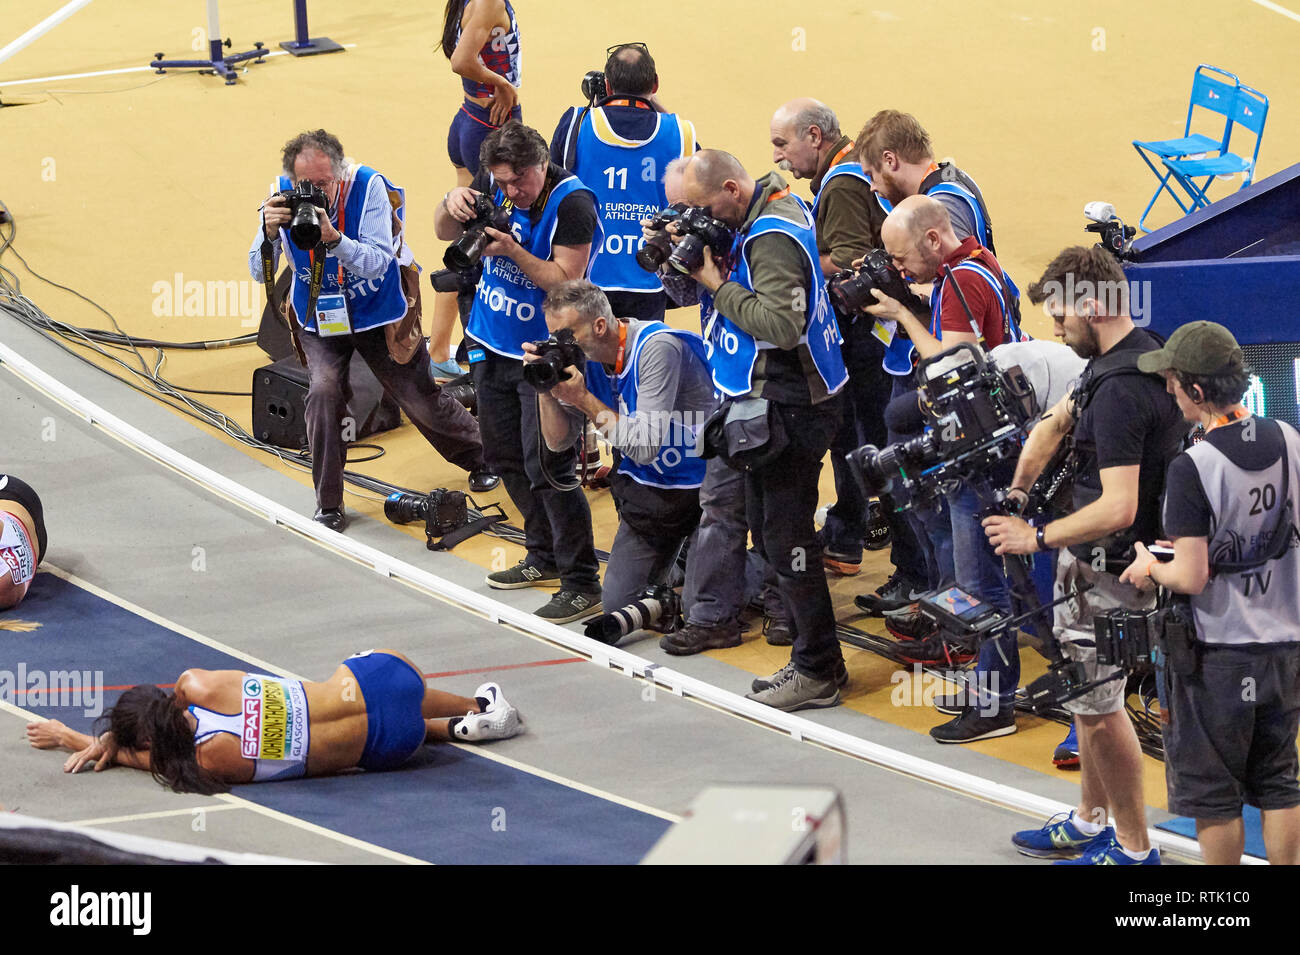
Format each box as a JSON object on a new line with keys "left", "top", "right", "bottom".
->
{"left": 453, "top": 682, "right": 522, "bottom": 742}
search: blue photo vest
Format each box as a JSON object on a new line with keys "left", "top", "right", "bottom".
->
{"left": 466, "top": 174, "right": 602, "bottom": 359}
{"left": 278, "top": 167, "right": 408, "bottom": 333}
{"left": 810, "top": 161, "right": 891, "bottom": 221}
{"left": 574, "top": 108, "right": 696, "bottom": 295}
{"left": 584, "top": 322, "right": 710, "bottom": 490}
{"left": 927, "top": 256, "right": 1025, "bottom": 344}
{"left": 705, "top": 199, "right": 848, "bottom": 398}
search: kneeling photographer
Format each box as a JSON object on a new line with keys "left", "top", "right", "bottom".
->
{"left": 982, "top": 246, "right": 1185, "bottom": 866}
{"left": 1118, "top": 322, "right": 1300, "bottom": 865}
{"left": 527, "top": 280, "right": 716, "bottom": 641}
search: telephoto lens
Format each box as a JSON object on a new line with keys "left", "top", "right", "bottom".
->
{"left": 384, "top": 492, "right": 427, "bottom": 525}
{"left": 288, "top": 199, "right": 322, "bottom": 250}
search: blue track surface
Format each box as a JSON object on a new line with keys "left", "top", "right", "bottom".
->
{"left": 1156, "top": 807, "right": 1267, "bottom": 860}
{"left": 1, "top": 572, "right": 671, "bottom": 863}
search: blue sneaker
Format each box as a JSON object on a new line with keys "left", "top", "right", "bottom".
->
{"left": 1012, "top": 812, "right": 1113, "bottom": 859}
{"left": 430, "top": 357, "right": 466, "bottom": 381}
{"left": 1055, "top": 832, "right": 1161, "bottom": 865}
{"left": 1053, "top": 724, "right": 1080, "bottom": 769}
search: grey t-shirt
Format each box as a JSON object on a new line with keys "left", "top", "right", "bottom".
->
{"left": 560, "top": 318, "right": 718, "bottom": 466}
{"left": 990, "top": 339, "right": 1087, "bottom": 424}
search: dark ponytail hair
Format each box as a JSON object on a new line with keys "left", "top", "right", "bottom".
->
{"left": 98, "top": 685, "right": 229, "bottom": 795}
{"left": 438, "top": 0, "right": 469, "bottom": 59}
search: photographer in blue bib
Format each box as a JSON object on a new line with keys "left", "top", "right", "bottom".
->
{"left": 983, "top": 246, "right": 1185, "bottom": 866}
{"left": 252, "top": 130, "right": 494, "bottom": 533}
{"left": 551, "top": 42, "right": 698, "bottom": 324}
{"left": 859, "top": 194, "right": 1026, "bottom": 743}
{"left": 434, "top": 122, "right": 604, "bottom": 623}
{"left": 526, "top": 280, "right": 716, "bottom": 632}
{"left": 770, "top": 98, "right": 924, "bottom": 601}
{"left": 1118, "top": 322, "right": 1300, "bottom": 865}
{"left": 661, "top": 149, "right": 849, "bottom": 712}
{"left": 851, "top": 110, "right": 1007, "bottom": 618}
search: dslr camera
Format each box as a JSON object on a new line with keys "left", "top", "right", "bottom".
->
{"left": 581, "top": 70, "right": 607, "bottom": 104}
{"left": 522, "top": 327, "right": 587, "bottom": 392}
{"left": 429, "top": 193, "right": 513, "bottom": 292}
{"left": 664, "top": 207, "right": 734, "bottom": 274}
{"left": 276, "top": 180, "right": 330, "bottom": 251}
{"left": 827, "top": 248, "right": 928, "bottom": 317}
{"left": 847, "top": 343, "right": 1038, "bottom": 507}
{"left": 584, "top": 584, "right": 681, "bottom": 644}
{"left": 635, "top": 203, "right": 688, "bottom": 273}
{"left": 384, "top": 488, "right": 469, "bottom": 549}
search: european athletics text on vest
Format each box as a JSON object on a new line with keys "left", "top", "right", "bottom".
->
{"left": 572, "top": 108, "right": 696, "bottom": 295}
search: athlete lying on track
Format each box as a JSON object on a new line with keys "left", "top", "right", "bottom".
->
{"left": 26, "top": 649, "right": 521, "bottom": 793}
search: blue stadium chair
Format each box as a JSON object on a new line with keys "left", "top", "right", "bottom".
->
{"left": 1133, "top": 65, "right": 1240, "bottom": 232}
{"left": 1161, "top": 84, "right": 1269, "bottom": 218}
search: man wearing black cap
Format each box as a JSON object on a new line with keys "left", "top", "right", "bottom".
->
{"left": 1118, "top": 321, "right": 1300, "bottom": 865}
{"left": 981, "top": 245, "right": 1185, "bottom": 865}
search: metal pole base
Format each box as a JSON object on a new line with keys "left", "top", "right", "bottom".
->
{"left": 278, "top": 36, "right": 343, "bottom": 57}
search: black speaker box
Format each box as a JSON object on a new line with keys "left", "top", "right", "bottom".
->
{"left": 252, "top": 355, "right": 401, "bottom": 449}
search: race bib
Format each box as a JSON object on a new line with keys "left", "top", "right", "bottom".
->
{"left": 0, "top": 512, "right": 34, "bottom": 586}
{"left": 315, "top": 294, "right": 351, "bottom": 337}
{"left": 240, "top": 675, "right": 309, "bottom": 761}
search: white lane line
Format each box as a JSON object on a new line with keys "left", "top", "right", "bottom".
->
{"left": 39, "top": 564, "right": 307, "bottom": 682}
{"left": 66, "top": 804, "right": 243, "bottom": 827}
{"left": 1250, "top": 0, "right": 1300, "bottom": 22}
{"left": 0, "top": 43, "right": 357, "bottom": 87}
{"left": 210, "top": 794, "right": 429, "bottom": 865}
{"left": 2, "top": 695, "right": 425, "bottom": 864}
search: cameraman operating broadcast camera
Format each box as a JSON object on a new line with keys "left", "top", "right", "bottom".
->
{"left": 863, "top": 194, "right": 1026, "bottom": 742}
{"left": 551, "top": 42, "right": 698, "bottom": 322}
{"left": 526, "top": 280, "right": 716, "bottom": 640}
{"left": 664, "top": 149, "right": 849, "bottom": 712}
{"left": 982, "top": 246, "right": 1186, "bottom": 865}
{"left": 1118, "top": 322, "right": 1300, "bottom": 865}
{"left": 434, "top": 121, "right": 604, "bottom": 623}
{"left": 251, "top": 130, "right": 494, "bottom": 532}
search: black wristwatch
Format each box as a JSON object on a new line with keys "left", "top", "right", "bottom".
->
{"left": 1035, "top": 524, "right": 1048, "bottom": 552}
{"left": 324, "top": 235, "right": 343, "bottom": 252}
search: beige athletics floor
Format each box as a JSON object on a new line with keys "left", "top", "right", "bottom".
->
{"left": 2, "top": 0, "right": 1298, "bottom": 819}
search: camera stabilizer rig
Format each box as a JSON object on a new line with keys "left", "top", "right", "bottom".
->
{"left": 844, "top": 343, "right": 1127, "bottom": 712}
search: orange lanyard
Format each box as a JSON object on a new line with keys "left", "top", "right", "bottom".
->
{"left": 1206, "top": 407, "right": 1249, "bottom": 433}
{"left": 333, "top": 187, "right": 347, "bottom": 285}
{"left": 602, "top": 97, "right": 653, "bottom": 110}
{"left": 828, "top": 140, "right": 855, "bottom": 169}
{"left": 614, "top": 321, "right": 628, "bottom": 376}
{"left": 768, "top": 187, "right": 790, "bottom": 203}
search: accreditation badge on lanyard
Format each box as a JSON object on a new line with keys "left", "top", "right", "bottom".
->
{"left": 315, "top": 294, "right": 351, "bottom": 337}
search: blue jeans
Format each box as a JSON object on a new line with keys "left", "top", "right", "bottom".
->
{"left": 948, "top": 482, "right": 1016, "bottom": 709}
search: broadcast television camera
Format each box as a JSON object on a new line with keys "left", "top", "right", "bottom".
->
{"left": 846, "top": 343, "right": 1037, "bottom": 508}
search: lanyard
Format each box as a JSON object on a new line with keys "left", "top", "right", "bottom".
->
{"left": 1206, "top": 407, "right": 1249, "bottom": 433}
{"left": 602, "top": 97, "right": 654, "bottom": 110}
{"left": 828, "top": 141, "right": 855, "bottom": 169}
{"left": 614, "top": 320, "right": 628, "bottom": 376}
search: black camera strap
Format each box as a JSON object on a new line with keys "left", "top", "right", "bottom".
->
{"left": 937, "top": 264, "right": 986, "bottom": 344}
{"left": 259, "top": 236, "right": 328, "bottom": 330}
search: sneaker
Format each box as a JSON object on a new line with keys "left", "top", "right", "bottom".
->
{"left": 929, "top": 705, "right": 1016, "bottom": 744}
{"left": 534, "top": 590, "right": 602, "bottom": 624}
{"left": 894, "top": 634, "right": 976, "bottom": 666}
{"left": 1011, "top": 812, "right": 1113, "bottom": 860}
{"left": 752, "top": 658, "right": 849, "bottom": 693}
{"left": 863, "top": 500, "right": 892, "bottom": 551}
{"left": 659, "top": 620, "right": 742, "bottom": 656}
{"left": 1055, "top": 832, "right": 1161, "bottom": 866}
{"left": 746, "top": 665, "right": 841, "bottom": 712}
{"left": 885, "top": 610, "right": 936, "bottom": 642}
{"left": 854, "top": 572, "right": 925, "bottom": 616}
{"left": 453, "top": 682, "right": 522, "bottom": 741}
{"left": 762, "top": 613, "right": 792, "bottom": 646}
{"left": 1053, "top": 723, "right": 1080, "bottom": 769}
{"left": 816, "top": 527, "right": 862, "bottom": 576}
{"left": 430, "top": 357, "right": 466, "bottom": 381}
{"left": 486, "top": 559, "right": 561, "bottom": 590}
